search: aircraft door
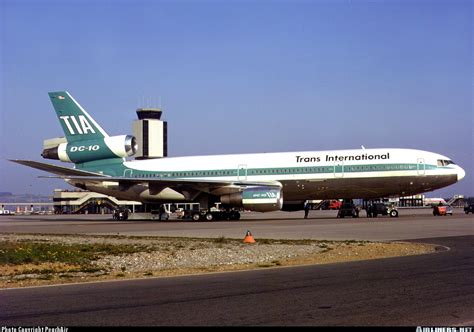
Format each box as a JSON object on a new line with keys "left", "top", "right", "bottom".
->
{"left": 123, "top": 169, "right": 133, "bottom": 177}
{"left": 417, "top": 158, "right": 425, "bottom": 175}
{"left": 237, "top": 164, "right": 247, "bottom": 181}
{"left": 334, "top": 161, "right": 344, "bottom": 178}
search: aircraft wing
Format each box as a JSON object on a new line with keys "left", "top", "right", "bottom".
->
{"left": 9, "top": 160, "right": 106, "bottom": 177}
{"left": 43, "top": 175, "right": 283, "bottom": 196}
{"left": 12, "top": 159, "right": 282, "bottom": 196}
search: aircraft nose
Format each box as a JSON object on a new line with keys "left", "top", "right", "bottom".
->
{"left": 457, "top": 166, "right": 466, "bottom": 181}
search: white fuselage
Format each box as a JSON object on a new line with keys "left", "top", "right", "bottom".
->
{"left": 81, "top": 148, "right": 465, "bottom": 203}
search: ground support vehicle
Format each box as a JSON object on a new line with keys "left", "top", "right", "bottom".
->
{"left": 367, "top": 203, "right": 399, "bottom": 218}
{"left": 328, "top": 200, "right": 342, "bottom": 210}
{"left": 113, "top": 208, "right": 129, "bottom": 221}
{"left": 464, "top": 203, "right": 474, "bottom": 214}
{"left": 433, "top": 205, "right": 453, "bottom": 216}
{"left": 337, "top": 202, "right": 360, "bottom": 218}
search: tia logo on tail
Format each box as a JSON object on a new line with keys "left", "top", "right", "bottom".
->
{"left": 60, "top": 115, "right": 96, "bottom": 135}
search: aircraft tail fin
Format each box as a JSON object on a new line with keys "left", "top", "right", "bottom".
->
{"left": 48, "top": 91, "right": 109, "bottom": 143}
{"left": 43, "top": 92, "right": 135, "bottom": 167}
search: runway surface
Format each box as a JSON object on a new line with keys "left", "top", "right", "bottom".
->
{"left": 1, "top": 208, "right": 473, "bottom": 240}
{"left": 1, "top": 236, "right": 473, "bottom": 326}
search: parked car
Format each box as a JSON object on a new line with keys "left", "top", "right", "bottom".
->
{"left": 464, "top": 203, "right": 474, "bottom": 214}
{"left": 432, "top": 204, "right": 453, "bottom": 216}
{"left": 337, "top": 202, "right": 360, "bottom": 218}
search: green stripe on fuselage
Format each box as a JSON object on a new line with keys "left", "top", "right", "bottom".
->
{"left": 86, "top": 162, "right": 440, "bottom": 179}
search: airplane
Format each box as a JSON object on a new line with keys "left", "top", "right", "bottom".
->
{"left": 11, "top": 91, "right": 466, "bottom": 220}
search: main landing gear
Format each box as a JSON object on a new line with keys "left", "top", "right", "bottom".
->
{"left": 187, "top": 209, "right": 241, "bottom": 221}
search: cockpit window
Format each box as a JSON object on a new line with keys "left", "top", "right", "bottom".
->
{"left": 437, "top": 159, "right": 455, "bottom": 167}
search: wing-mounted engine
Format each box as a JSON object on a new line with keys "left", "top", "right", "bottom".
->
{"left": 41, "top": 135, "right": 137, "bottom": 163}
{"left": 220, "top": 186, "right": 283, "bottom": 212}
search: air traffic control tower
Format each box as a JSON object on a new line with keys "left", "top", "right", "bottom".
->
{"left": 133, "top": 108, "right": 168, "bottom": 159}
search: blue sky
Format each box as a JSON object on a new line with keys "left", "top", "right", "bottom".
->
{"left": 0, "top": 0, "right": 472, "bottom": 198}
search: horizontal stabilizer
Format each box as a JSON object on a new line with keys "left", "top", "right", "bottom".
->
{"left": 9, "top": 160, "right": 106, "bottom": 177}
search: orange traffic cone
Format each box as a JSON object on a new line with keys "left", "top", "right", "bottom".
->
{"left": 243, "top": 230, "right": 256, "bottom": 244}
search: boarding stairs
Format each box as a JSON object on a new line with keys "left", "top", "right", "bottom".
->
{"left": 447, "top": 195, "right": 464, "bottom": 206}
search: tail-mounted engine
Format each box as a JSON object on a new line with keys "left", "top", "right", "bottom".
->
{"left": 42, "top": 135, "right": 137, "bottom": 163}
{"left": 220, "top": 186, "right": 283, "bottom": 212}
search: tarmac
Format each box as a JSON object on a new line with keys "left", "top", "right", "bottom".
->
{"left": 1, "top": 208, "right": 473, "bottom": 326}
{"left": 1, "top": 208, "right": 472, "bottom": 241}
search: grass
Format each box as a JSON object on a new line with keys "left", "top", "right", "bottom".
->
{"left": 0, "top": 240, "right": 151, "bottom": 267}
{"left": 0, "top": 239, "right": 149, "bottom": 281}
